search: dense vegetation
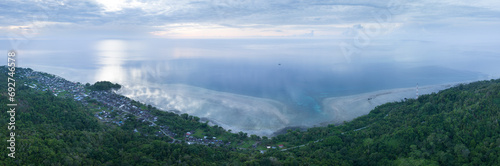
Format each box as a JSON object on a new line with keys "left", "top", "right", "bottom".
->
{"left": 263, "top": 79, "right": 500, "bottom": 165}
{"left": 0, "top": 68, "right": 245, "bottom": 165}
{"left": 1, "top": 67, "right": 499, "bottom": 165}
{"left": 86, "top": 81, "right": 122, "bottom": 91}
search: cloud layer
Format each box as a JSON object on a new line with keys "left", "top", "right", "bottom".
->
{"left": 1, "top": 0, "right": 499, "bottom": 38}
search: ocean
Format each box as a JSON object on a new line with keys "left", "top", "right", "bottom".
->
{"left": 2, "top": 38, "right": 489, "bottom": 135}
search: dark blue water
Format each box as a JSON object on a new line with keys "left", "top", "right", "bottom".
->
{"left": 138, "top": 59, "right": 483, "bottom": 113}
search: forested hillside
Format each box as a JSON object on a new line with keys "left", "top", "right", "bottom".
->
{"left": 1, "top": 67, "right": 499, "bottom": 165}
{"left": 264, "top": 79, "right": 500, "bottom": 165}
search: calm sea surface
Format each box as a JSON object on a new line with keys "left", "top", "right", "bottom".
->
{"left": 3, "top": 39, "right": 486, "bottom": 122}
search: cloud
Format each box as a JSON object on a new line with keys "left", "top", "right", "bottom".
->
{"left": 0, "top": 0, "right": 499, "bottom": 39}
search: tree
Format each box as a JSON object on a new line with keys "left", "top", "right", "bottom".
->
{"left": 88, "top": 81, "right": 121, "bottom": 91}
{"left": 250, "top": 134, "right": 260, "bottom": 141}
{"left": 181, "top": 113, "right": 189, "bottom": 120}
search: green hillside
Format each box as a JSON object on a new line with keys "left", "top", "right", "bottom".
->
{"left": 1, "top": 67, "right": 499, "bottom": 165}
{"left": 264, "top": 79, "right": 500, "bottom": 165}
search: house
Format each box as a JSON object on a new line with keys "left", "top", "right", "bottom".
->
{"left": 278, "top": 145, "right": 284, "bottom": 148}
{"left": 266, "top": 145, "right": 271, "bottom": 149}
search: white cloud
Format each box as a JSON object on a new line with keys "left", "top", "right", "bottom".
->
{"left": 94, "top": 0, "right": 149, "bottom": 12}
{"left": 150, "top": 23, "right": 354, "bottom": 38}
{"left": 0, "top": 0, "right": 499, "bottom": 39}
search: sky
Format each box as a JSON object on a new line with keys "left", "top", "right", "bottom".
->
{"left": 1, "top": 0, "right": 500, "bottom": 77}
{"left": 1, "top": 0, "right": 499, "bottom": 38}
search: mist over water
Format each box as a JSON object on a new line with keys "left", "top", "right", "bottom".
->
{"left": 3, "top": 39, "right": 491, "bottom": 135}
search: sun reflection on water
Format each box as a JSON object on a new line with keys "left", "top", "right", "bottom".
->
{"left": 94, "top": 40, "right": 128, "bottom": 83}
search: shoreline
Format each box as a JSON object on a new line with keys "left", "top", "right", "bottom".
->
{"left": 117, "top": 83, "right": 292, "bottom": 136}
{"left": 118, "top": 81, "right": 478, "bottom": 137}
{"left": 320, "top": 83, "right": 464, "bottom": 125}
{"left": 11, "top": 66, "right": 490, "bottom": 138}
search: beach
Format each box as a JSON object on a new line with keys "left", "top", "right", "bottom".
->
{"left": 118, "top": 82, "right": 466, "bottom": 136}
{"left": 321, "top": 83, "right": 457, "bottom": 125}
{"left": 117, "top": 83, "right": 293, "bottom": 136}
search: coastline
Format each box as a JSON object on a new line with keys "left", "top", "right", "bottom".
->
{"left": 17, "top": 66, "right": 483, "bottom": 137}
{"left": 117, "top": 83, "right": 292, "bottom": 136}
{"left": 321, "top": 83, "right": 462, "bottom": 125}
{"left": 119, "top": 81, "right": 472, "bottom": 137}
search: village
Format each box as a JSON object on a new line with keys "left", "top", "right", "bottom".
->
{"left": 12, "top": 68, "right": 319, "bottom": 153}
{"left": 18, "top": 69, "right": 227, "bottom": 146}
